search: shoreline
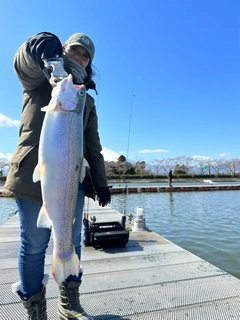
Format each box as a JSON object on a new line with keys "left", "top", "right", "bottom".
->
{"left": 108, "top": 177, "right": 240, "bottom": 184}
{"left": 1, "top": 178, "right": 240, "bottom": 197}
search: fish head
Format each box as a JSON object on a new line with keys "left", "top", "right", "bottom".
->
{"left": 43, "top": 74, "right": 86, "bottom": 113}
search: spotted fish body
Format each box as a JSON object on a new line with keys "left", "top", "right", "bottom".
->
{"left": 33, "top": 74, "right": 87, "bottom": 284}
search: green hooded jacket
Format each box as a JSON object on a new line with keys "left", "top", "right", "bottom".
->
{"left": 3, "top": 41, "right": 108, "bottom": 202}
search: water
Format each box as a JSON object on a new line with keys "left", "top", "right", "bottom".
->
{"left": 1, "top": 185, "right": 239, "bottom": 279}
{"left": 0, "top": 189, "right": 17, "bottom": 225}
{"left": 110, "top": 189, "right": 240, "bottom": 279}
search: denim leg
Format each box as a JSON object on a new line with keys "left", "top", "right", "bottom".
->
{"left": 16, "top": 198, "right": 51, "bottom": 300}
{"left": 66, "top": 183, "right": 85, "bottom": 282}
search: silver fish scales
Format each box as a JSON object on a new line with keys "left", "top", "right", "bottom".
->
{"left": 33, "top": 74, "right": 87, "bottom": 284}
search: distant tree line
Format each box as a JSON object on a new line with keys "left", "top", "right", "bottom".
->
{"left": 105, "top": 155, "right": 240, "bottom": 177}
{"left": 105, "top": 155, "right": 149, "bottom": 177}
{"left": 1, "top": 155, "right": 240, "bottom": 179}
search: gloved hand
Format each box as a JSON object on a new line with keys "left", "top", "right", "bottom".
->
{"left": 26, "top": 32, "right": 63, "bottom": 69}
{"left": 96, "top": 187, "right": 111, "bottom": 207}
{"left": 43, "top": 58, "right": 68, "bottom": 85}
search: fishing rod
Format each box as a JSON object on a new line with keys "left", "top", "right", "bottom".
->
{"left": 122, "top": 88, "right": 135, "bottom": 225}
{"left": 126, "top": 88, "right": 135, "bottom": 161}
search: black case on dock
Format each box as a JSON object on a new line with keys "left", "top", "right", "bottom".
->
{"left": 84, "top": 220, "right": 129, "bottom": 247}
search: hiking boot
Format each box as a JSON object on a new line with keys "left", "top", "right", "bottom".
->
{"left": 22, "top": 286, "right": 47, "bottom": 320}
{"left": 58, "top": 281, "right": 93, "bottom": 320}
{"left": 12, "top": 274, "right": 49, "bottom": 320}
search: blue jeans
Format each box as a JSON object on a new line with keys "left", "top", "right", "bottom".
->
{"left": 16, "top": 184, "right": 85, "bottom": 300}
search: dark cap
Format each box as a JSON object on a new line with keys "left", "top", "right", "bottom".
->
{"left": 65, "top": 33, "right": 95, "bottom": 61}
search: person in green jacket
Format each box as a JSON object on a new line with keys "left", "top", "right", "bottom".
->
{"left": 4, "top": 31, "right": 110, "bottom": 320}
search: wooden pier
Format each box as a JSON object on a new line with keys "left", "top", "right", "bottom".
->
{"left": 0, "top": 199, "right": 239, "bottom": 319}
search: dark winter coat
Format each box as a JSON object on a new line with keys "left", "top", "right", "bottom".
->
{"left": 3, "top": 39, "right": 108, "bottom": 202}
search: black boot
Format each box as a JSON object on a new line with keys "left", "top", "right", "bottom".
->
{"left": 58, "top": 281, "right": 93, "bottom": 320}
{"left": 12, "top": 274, "right": 48, "bottom": 320}
{"left": 22, "top": 287, "right": 47, "bottom": 320}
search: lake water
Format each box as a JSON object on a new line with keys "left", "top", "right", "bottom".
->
{"left": 109, "top": 187, "right": 240, "bottom": 279}
{"left": 0, "top": 194, "right": 17, "bottom": 225}
{"left": 1, "top": 184, "right": 239, "bottom": 279}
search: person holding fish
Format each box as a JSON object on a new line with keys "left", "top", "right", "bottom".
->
{"left": 3, "top": 31, "right": 110, "bottom": 320}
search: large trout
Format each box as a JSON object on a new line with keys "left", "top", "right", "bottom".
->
{"left": 33, "top": 74, "right": 87, "bottom": 284}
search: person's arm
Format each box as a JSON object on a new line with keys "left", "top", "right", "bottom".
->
{"left": 85, "top": 105, "right": 107, "bottom": 187}
{"left": 84, "top": 101, "right": 110, "bottom": 206}
{"left": 14, "top": 32, "right": 63, "bottom": 90}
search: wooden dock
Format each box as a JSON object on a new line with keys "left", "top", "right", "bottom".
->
{"left": 0, "top": 199, "right": 239, "bottom": 319}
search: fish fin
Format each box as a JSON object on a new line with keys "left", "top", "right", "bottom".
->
{"left": 33, "top": 164, "right": 41, "bottom": 183}
{"left": 41, "top": 103, "right": 58, "bottom": 112}
{"left": 33, "top": 163, "right": 47, "bottom": 183}
{"left": 52, "top": 248, "right": 80, "bottom": 285}
{"left": 79, "top": 158, "right": 90, "bottom": 183}
{"left": 37, "top": 205, "right": 52, "bottom": 229}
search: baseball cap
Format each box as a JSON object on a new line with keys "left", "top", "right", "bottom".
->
{"left": 65, "top": 33, "right": 95, "bottom": 61}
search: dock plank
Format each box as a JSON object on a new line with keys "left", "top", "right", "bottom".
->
{"left": 0, "top": 198, "right": 239, "bottom": 320}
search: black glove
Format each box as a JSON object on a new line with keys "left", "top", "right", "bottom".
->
{"left": 96, "top": 187, "right": 111, "bottom": 207}
{"left": 26, "top": 32, "right": 63, "bottom": 69}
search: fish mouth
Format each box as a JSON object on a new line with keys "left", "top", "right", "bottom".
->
{"left": 57, "top": 88, "right": 85, "bottom": 112}
{"left": 57, "top": 99, "right": 82, "bottom": 112}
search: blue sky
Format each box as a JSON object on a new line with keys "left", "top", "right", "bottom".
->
{"left": 0, "top": 0, "right": 239, "bottom": 163}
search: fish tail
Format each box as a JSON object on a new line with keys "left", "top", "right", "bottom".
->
{"left": 52, "top": 248, "right": 80, "bottom": 284}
